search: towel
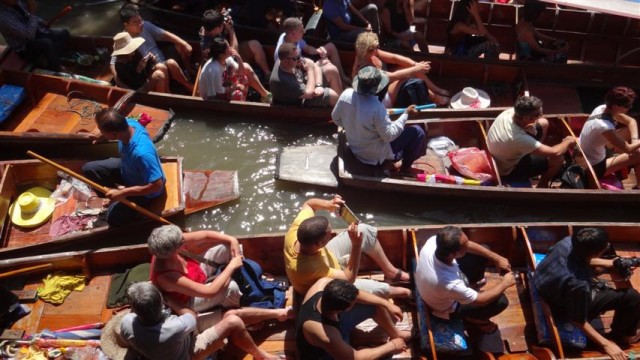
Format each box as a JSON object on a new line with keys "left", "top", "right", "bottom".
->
{"left": 37, "top": 272, "right": 86, "bottom": 305}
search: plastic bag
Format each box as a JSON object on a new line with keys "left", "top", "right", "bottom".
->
{"left": 427, "top": 136, "right": 458, "bottom": 157}
{"left": 448, "top": 147, "right": 494, "bottom": 182}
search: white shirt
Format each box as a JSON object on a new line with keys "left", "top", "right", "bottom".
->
{"left": 487, "top": 108, "right": 541, "bottom": 175}
{"left": 579, "top": 104, "right": 615, "bottom": 165}
{"left": 121, "top": 312, "right": 197, "bottom": 360}
{"left": 415, "top": 236, "right": 477, "bottom": 319}
{"left": 199, "top": 56, "right": 239, "bottom": 100}
{"left": 332, "top": 88, "right": 407, "bottom": 165}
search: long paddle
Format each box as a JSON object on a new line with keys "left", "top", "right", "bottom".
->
{"left": 191, "top": 64, "right": 203, "bottom": 97}
{"left": 387, "top": 103, "right": 436, "bottom": 115}
{"left": 559, "top": 117, "right": 601, "bottom": 190}
{"left": 0, "top": 263, "right": 52, "bottom": 279}
{"left": 45, "top": 6, "right": 72, "bottom": 28}
{"left": 26, "top": 151, "right": 174, "bottom": 226}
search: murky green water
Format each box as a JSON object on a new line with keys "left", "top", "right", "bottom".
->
{"left": 5, "top": 1, "right": 637, "bottom": 236}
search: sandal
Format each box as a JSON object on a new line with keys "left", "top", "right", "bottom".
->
{"left": 385, "top": 269, "right": 410, "bottom": 285}
{"left": 430, "top": 93, "right": 450, "bottom": 107}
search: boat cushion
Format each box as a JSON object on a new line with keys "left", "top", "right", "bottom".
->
{"left": 529, "top": 253, "right": 588, "bottom": 349}
{"left": 415, "top": 286, "right": 469, "bottom": 354}
{"left": 0, "top": 84, "right": 25, "bottom": 124}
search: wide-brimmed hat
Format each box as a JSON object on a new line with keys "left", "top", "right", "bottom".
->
{"left": 450, "top": 87, "right": 491, "bottom": 109}
{"left": 352, "top": 66, "right": 390, "bottom": 96}
{"left": 112, "top": 32, "right": 145, "bottom": 56}
{"left": 100, "top": 309, "right": 140, "bottom": 360}
{"left": 9, "top": 187, "right": 55, "bottom": 228}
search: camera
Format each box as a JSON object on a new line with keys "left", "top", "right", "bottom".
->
{"left": 613, "top": 256, "right": 640, "bottom": 279}
{"left": 222, "top": 8, "right": 232, "bottom": 22}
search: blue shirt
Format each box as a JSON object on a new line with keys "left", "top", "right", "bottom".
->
{"left": 119, "top": 119, "right": 165, "bottom": 198}
{"left": 533, "top": 237, "right": 593, "bottom": 323}
{"left": 322, "top": 0, "right": 351, "bottom": 40}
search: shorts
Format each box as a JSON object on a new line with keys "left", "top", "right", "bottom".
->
{"left": 592, "top": 158, "right": 607, "bottom": 178}
{"left": 503, "top": 154, "right": 549, "bottom": 182}
{"left": 302, "top": 87, "right": 331, "bottom": 108}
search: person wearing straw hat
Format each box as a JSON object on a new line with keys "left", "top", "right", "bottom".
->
{"left": 8, "top": 186, "right": 55, "bottom": 228}
{"left": 102, "top": 282, "right": 283, "bottom": 360}
{"left": 450, "top": 87, "right": 491, "bottom": 109}
{"left": 332, "top": 65, "right": 427, "bottom": 175}
{"left": 82, "top": 108, "right": 165, "bottom": 227}
{"left": 486, "top": 95, "right": 576, "bottom": 188}
{"left": 112, "top": 32, "right": 170, "bottom": 93}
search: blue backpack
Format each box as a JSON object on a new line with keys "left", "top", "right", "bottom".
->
{"left": 218, "top": 259, "right": 287, "bottom": 309}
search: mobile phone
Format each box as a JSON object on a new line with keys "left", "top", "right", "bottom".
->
{"left": 338, "top": 204, "right": 359, "bottom": 225}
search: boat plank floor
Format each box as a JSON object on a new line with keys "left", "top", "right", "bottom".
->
{"left": 486, "top": 272, "right": 530, "bottom": 354}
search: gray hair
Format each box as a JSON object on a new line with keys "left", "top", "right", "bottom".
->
{"left": 147, "top": 225, "right": 183, "bottom": 258}
{"left": 127, "top": 282, "right": 164, "bottom": 326}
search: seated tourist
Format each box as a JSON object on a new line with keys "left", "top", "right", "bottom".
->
{"left": 379, "top": 0, "right": 430, "bottom": 53}
{"left": 333, "top": 66, "right": 426, "bottom": 174}
{"left": 121, "top": 282, "right": 282, "bottom": 360}
{"left": 199, "top": 9, "right": 271, "bottom": 81}
{"left": 322, "top": 0, "right": 380, "bottom": 43}
{"left": 0, "top": 0, "right": 70, "bottom": 71}
{"left": 270, "top": 43, "right": 338, "bottom": 107}
{"left": 284, "top": 194, "right": 410, "bottom": 299}
{"left": 446, "top": 0, "right": 500, "bottom": 59}
{"left": 415, "top": 226, "right": 514, "bottom": 333}
{"left": 275, "top": 17, "right": 348, "bottom": 91}
{"left": 578, "top": 86, "right": 640, "bottom": 188}
{"left": 516, "top": 0, "right": 568, "bottom": 63}
{"left": 534, "top": 227, "right": 640, "bottom": 360}
{"left": 353, "top": 32, "right": 449, "bottom": 107}
{"left": 199, "top": 37, "right": 271, "bottom": 103}
{"left": 298, "top": 278, "right": 410, "bottom": 360}
{"left": 112, "top": 32, "right": 171, "bottom": 93}
{"left": 82, "top": 108, "right": 165, "bottom": 227}
{"left": 487, "top": 95, "right": 576, "bottom": 188}
{"left": 111, "top": 3, "right": 193, "bottom": 93}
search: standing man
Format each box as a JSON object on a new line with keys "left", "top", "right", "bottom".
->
{"left": 415, "top": 226, "right": 515, "bottom": 333}
{"left": 82, "top": 108, "right": 165, "bottom": 227}
{"left": 332, "top": 65, "right": 426, "bottom": 175}
{"left": 297, "top": 278, "right": 410, "bottom": 360}
{"left": 487, "top": 95, "right": 576, "bottom": 187}
{"left": 284, "top": 194, "right": 410, "bottom": 299}
{"left": 270, "top": 43, "right": 338, "bottom": 108}
{"left": 111, "top": 3, "right": 193, "bottom": 93}
{"left": 0, "top": 0, "right": 70, "bottom": 71}
{"left": 534, "top": 228, "right": 640, "bottom": 360}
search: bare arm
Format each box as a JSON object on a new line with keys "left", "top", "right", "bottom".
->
{"left": 327, "top": 223, "right": 363, "bottom": 283}
{"left": 472, "top": 272, "right": 515, "bottom": 306}
{"left": 161, "top": 31, "right": 192, "bottom": 56}
{"left": 575, "top": 321, "right": 627, "bottom": 360}
{"left": 601, "top": 130, "right": 640, "bottom": 154}
{"left": 106, "top": 178, "right": 164, "bottom": 200}
{"left": 614, "top": 112, "right": 639, "bottom": 140}
{"left": 531, "top": 136, "right": 576, "bottom": 158}
{"left": 301, "top": 195, "right": 344, "bottom": 214}
{"left": 181, "top": 230, "right": 241, "bottom": 257}
{"left": 466, "top": 241, "right": 511, "bottom": 272}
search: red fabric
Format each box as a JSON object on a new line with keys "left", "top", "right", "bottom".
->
{"left": 150, "top": 256, "right": 207, "bottom": 303}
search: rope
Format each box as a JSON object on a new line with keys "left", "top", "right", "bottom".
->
{"left": 54, "top": 91, "right": 102, "bottom": 124}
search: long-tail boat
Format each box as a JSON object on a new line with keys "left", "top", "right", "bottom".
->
{"left": 0, "top": 69, "right": 174, "bottom": 148}
{"left": 276, "top": 114, "right": 640, "bottom": 203}
{"left": 0, "top": 157, "right": 239, "bottom": 259}
{"left": 2, "top": 222, "right": 639, "bottom": 359}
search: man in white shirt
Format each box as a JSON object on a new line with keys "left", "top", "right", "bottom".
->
{"left": 415, "top": 226, "right": 514, "bottom": 333}
{"left": 332, "top": 66, "right": 426, "bottom": 174}
{"left": 487, "top": 96, "right": 576, "bottom": 187}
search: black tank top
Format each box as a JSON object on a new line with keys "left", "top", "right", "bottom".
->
{"left": 296, "top": 291, "right": 340, "bottom": 360}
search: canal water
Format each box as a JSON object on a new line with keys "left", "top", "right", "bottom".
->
{"left": 4, "top": 1, "right": 637, "bottom": 235}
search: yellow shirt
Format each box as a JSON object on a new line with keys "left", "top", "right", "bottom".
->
{"left": 284, "top": 208, "right": 340, "bottom": 295}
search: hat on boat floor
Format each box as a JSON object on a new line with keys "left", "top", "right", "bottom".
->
{"left": 9, "top": 187, "right": 55, "bottom": 228}
{"left": 450, "top": 87, "right": 491, "bottom": 109}
{"left": 100, "top": 309, "right": 140, "bottom": 360}
{"left": 112, "top": 32, "right": 145, "bottom": 56}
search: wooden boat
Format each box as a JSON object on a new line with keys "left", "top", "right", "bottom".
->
{"left": 2, "top": 222, "right": 639, "bottom": 359}
{"left": 137, "top": 0, "right": 640, "bottom": 69}
{"left": 0, "top": 157, "right": 239, "bottom": 259}
{"left": 0, "top": 224, "right": 416, "bottom": 359}
{"left": 276, "top": 114, "right": 640, "bottom": 203}
{"left": 409, "top": 222, "right": 640, "bottom": 360}
{"left": 0, "top": 69, "right": 174, "bottom": 148}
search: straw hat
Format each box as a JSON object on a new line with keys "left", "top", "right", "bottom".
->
{"left": 9, "top": 187, "right": 55, "bottom": 228}
{"left": 352, "top": 66, "right": 390, "bottom": 96}
{"left": 112, "top": 32, "right": 145, "bottom": 56}
{"left": 450, "top": 87, "right": 491, "bottom": 109}
{"left": 100, "top": 310, "right": 140, "bottom": 360}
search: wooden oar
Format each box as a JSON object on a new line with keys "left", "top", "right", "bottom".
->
{"left": 0, "top": 263, "right": 52, "bottom": 279}
{"left": 46, "top": 6, "right": 72, "bottom": 28}
{"left": 559, "top": 117, "right": 601, "bottom": 190}
{"left": 191, "top": 64, "right": 203, "bottom": 97}
{"left": 26, "top": 151, "right": 173, "bottom": 226}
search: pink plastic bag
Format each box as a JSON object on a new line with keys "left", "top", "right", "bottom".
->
{"left": 448, "top": 147, "right": 494, "bottom": 182}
